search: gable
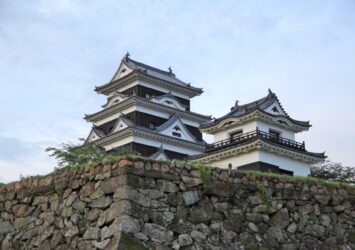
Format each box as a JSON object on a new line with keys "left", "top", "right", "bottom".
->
{"left": 111, "top": 117, "right": 130, "bottom": 134}
{"left": 102, "top": 93, "right": 129, "bottom": 109}
{"left": 158, "top": 118, "right": 197, "bottom": 143}
{"left": 152, "top": 151, "right": 168, "bottom": 161}
{"left": 152, "top": 96, "right": 187, "bottom": 111}
{"left": 111, "top": 63, "right": 133, "bottom": 82}
{"left": 263, "top": 101, "right": 287, "bottom": 117}
{"left": 86, "top": 129, "right": 101, "bottom": 142}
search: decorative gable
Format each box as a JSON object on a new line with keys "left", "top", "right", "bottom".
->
{"left": 151, "top": 96, "right": 187, "bottom": 111}
{"left": 111, "top": 116, "right": 131, "bottom": 133}
{"left": 150, "top": 146, "right": 169, "bottom": 160}
{"left": 264, "top": 101, "right": 287, "bottom": 117}
{"left": 86, "top": 129, "right": 103, "bottom": 142}
{"left": 102, "top": 92, "right": 129, "bottom": 109}
{"left": 111, "top": 63, "right": 133, "bottom": 82}
{"left": 157, "top": 115, "right": 198, "bottom": 143}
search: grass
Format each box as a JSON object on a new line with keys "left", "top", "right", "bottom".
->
{"left": 237, "top": 170, "right": 355, "bottom": 190}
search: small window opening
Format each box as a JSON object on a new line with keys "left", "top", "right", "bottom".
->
{"left": 269, "top": 129, "right": 280, "bottom": 139}
{"left": 149, "top": 122, "right": 156, "bottom": 129}
{"left": 145, "top": 93, "right": 150, "bottom": 99}
{"left": 172, "top": 132, "right": 181, "bottom": 137}
{"left": 230, "top": 130, "right": 243, "bottom": 139}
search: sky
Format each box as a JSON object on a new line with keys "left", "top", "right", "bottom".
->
{"left": 0, "top": 0, "right": 354, "bottom": 183}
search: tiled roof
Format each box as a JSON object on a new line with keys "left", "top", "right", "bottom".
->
{"left": 151, "top": 91, "right": 188, "bottom": 110}
{"left": 201, "top": 90, "right": 310, "bottom": 129}
{"left": 93, "top": 113, "right": 205, "bottom": 144}
{"left": 149, "top": 146, "right": 168, "bottom": 159}
{"left": 100, "top": 53, "right": 203, "bottom": 93}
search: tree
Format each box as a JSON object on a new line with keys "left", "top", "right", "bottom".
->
{"left": 46, "top": 138, "right": 107, "bottom": 168}
{"left": 311, "top": 160, "right": 355, "bottom": 184}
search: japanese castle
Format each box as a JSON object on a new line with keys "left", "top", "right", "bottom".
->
{"left": 85, "top": 53, "right": 325, "bottom": 176}
{"left": 85, "top": 53, "right": 210, "bottom": 160}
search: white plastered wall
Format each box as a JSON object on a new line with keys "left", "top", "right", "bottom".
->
{"left": 256, "top": 120, "right": 295, "bottom": 140}
{"left": 206, "top": 149, "right": 310, "bottom": 176}
{"left": 213, "top": 121, "right": 257, "bottom": 142}
{"left": 93, "top": 106, "right": 136, "bottom": 126}
{"left": 259, "top": 151, "right": 310, "bottom": 176}
{"left": 209, "top": 151, "right": 259, "bottom": 169}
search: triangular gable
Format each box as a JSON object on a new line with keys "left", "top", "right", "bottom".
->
{"left": 157, "top": 114, "right": 198, "bottom": 143}
{"left": 102, "top": 92, "right": 129, "bottom": 108}
{"left": 263, "top": 100, "right": 287, "bottom": 117}
{"left": 111, "top": 61, "right": 134, "bottom": 82}
{"left": 86, "top": 128, "right": 104, "bottom": 142}
{"left": 150, "top": 146, "right": 169, "bottom": 161}
{"left": 110, "top": 115, "right": 132, "bottom": 134}
{"left": 151, "top": 93, "right": 187, "bottom": 111}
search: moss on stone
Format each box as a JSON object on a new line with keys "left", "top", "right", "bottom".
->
{"left": 347, "top": 231, "right": 355, "bottom": 243}
{"left": 243, "top": 242, "right": 258, "bottom": 250}
{"left": 118, "top": 232, "right": 147, "bottom": 250}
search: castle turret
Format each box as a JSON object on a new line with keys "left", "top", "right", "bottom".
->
{"left": 189, "top": 90, "right": 326, "bottom": 176}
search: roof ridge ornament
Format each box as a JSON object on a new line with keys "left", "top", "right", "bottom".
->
{"left": 124, "top": 52, "right": 130, "bottom": 62}
{"left": 234, "top": 100, "right": 239, "bottom": 108}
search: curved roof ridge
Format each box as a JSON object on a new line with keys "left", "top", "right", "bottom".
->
{"left": 155, "top": 113, "right": 181, "bottom": 131}
{"left": 152, "top": 91, "right": 188, "bottom": 109}
{"left": 202, "top": 90, "right": 310, "bottom": 129}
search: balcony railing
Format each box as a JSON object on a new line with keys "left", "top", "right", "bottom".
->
{"left": 205, "top": 129, "right": 305, "bottom": 153}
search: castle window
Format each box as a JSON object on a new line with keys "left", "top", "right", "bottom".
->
{"left": 269, "top": 129, "right": 280, "bottom": 139}
{"left": 172, "top": 132, "right": 181, "bottom": 137}
{"left": 150, "top": 122, "right": 156, "bottom": 129}
{"left": 230, "top": 130, "right": 243, "bottom": 139}
{"left": 146, "top": 93, "right": 150, "bottom": 99}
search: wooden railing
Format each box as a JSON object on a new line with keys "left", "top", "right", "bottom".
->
{"left": 205, "top": 129, "right": 305, "bottom": 153}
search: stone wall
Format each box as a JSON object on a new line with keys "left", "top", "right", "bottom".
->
{"left": 0, "top": 156, "right": 354, "bottom": 249}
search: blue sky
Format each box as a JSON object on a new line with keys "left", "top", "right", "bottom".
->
{"left": 1, "top": 0, "right": 354, "bottom": 183}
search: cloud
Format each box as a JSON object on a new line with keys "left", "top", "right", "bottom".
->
{"left": 0, "top": 0, "right": 354, "bottom": 183}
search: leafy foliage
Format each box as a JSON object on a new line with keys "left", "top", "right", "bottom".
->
{"left": 46, "top": 138, "right": 107, "bottom": 168}
{"left": 196, "top": 163, "right": 213, "bottom": 182}
{"left": 256, "top": 180, "right": 272, "bottom": 207}
{"left": 311, "top": 160, "right": 355, "bottom": 184}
